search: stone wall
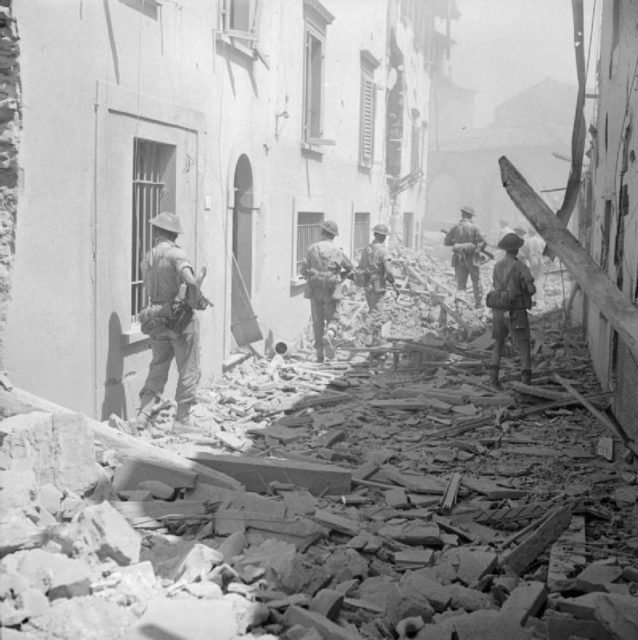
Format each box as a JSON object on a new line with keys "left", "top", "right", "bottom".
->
{"left": 0, "top": 0, "right": 19, "bottom": 368}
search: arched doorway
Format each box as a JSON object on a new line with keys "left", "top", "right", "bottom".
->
{"left": 230, "top": 154, "right": 262, "bottom": 347}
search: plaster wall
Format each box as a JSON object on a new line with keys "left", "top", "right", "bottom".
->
{"left": 6, "top": 0, "right": 219, "bottom": 416}
{"left": 584, "top": 0, "right": 638, "bottom": 438}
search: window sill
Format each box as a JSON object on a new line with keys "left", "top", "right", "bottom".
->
{"left": 358, "top": 162, "right": 372, "bottom": 173}
{"left": 215, "top": 32, "right": 255, "bottom": 62}
{"left": 301, "top": 143, "right": 324, "bottom": 159}
{"left": 290, "top": 277, "right": 306, "bottom": 288}
{"left": 121, "top": 327, "right": 149, "bottom": 346}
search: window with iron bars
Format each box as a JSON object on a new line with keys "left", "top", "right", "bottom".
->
{"left": 131, "top": 138, "right": 176, "bottom": 324}
{"left": 353, "top": 212, "right": 370, "bottom": 259}
{"left": 296, "top": 211, "right": 324, "bottom": 276}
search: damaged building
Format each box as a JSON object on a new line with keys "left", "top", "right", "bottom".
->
{"left": 1, "top": 0, "right": 456, "bottom": 419}
{"left": 574, "top": 0, "right": 638, "bottom": 444}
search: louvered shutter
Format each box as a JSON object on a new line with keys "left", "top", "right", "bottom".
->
{"left": 359, "top": 74, "right": 375, "bottom": 167}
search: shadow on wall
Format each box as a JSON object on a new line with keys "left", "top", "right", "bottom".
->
{"left": 102, "top": 312, "right": 127, "bottom": 421}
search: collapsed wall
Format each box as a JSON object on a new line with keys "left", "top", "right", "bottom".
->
{"left": 0, "top": 0, "right": 19, "bottom": 368}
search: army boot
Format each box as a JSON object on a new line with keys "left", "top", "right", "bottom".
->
{"left": 521, "top": 369, "right": 532, "bottom": 385}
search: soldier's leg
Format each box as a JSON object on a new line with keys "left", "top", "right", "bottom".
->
{"left": 455, "top": 264, "right": 469, "bottom": 292}
{"left": 173, "top": 316, "right": 201, "bottom": 420}
{"left": 489, "top": 310, "right": 509, "bottom": 389}
{"left": 139, "top": 333, "right": 174, "bottom": 423}
{"left": 322, "top": 292, "right": 339, "bottom": 360}
{"left": 511, "top": 310, "right": 532, "bottom": 383}
{"left": 311, "top": 295, "right": 325, "bottom": 361}
{"left": 470, "top": 265, "right": 483, "bottom": 308}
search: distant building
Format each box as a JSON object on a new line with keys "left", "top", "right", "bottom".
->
{"left": 426, "top": 78, "right": 576, "bottom": 239}
{"left": 2, "top": 0, "right": 455, "bottom": 418}
{"left": 574, "top": 0, "right": 638, "bottom": 441}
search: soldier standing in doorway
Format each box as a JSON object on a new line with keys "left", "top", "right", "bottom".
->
{"left": 444, "top": 206, "right": 487, "bottom": 308}
{"left": 301, "top": 220, "right": 353, "bottom": 363}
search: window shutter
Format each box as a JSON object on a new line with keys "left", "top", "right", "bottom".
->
{"left": 359, "top": 75, "right": 375, "bottom": 167}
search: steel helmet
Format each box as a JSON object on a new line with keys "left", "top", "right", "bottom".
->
{"left": 498, "top": 232, "right": 524, "bottom": 251}
{"left": 460, "top": 206, "right": 475, "bottom": 218}
{"left": 372, "top": 223, "right": 389, "bottom": 236}
{"left": 150, "top": 211, "right": 183, "bottom": 234}
{"left": 321, "top": 220, "right": 339, "bottom": 236}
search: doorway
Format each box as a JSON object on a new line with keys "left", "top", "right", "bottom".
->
{"left": 230, "top": 154, "right": 262, "bottom": 347}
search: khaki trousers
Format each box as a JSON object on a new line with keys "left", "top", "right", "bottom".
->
{"left": 140, "top": 316, "right": 200, "bottom": 411}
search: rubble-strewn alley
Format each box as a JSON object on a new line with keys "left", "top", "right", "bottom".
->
{"left": 2, "top": 240, "right": 638, "bottom": 640}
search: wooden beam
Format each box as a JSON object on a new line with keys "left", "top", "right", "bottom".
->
{"left": 0, "top": 387, "right": 243, "bottom": 492}
{"left": 554, "top": 374, "right": 638, "bottom": 457}
{"left": 500, "top": 506, "right": 572, "bottom": 576}
{"left": 499, "top": 155, "right": 638, "bottom": 364}
{"left": 189, "top": 453, "right": 351, "bottom": 496}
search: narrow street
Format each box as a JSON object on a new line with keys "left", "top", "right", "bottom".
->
{"left": 1, "top": 0, "right": 638, "bottom": 639}
{"left": 2, "top": 242, "right": 637, "bottom": 639}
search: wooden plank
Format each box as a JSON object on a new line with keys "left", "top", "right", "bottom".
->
{"left": 439, "top": 472, "right": 462, "bottom": 513}
{"left": 313, "top": 509, "right": 360, "bottom": 537}
{"left": 189, "top": 453, "right": 351, "bottom": 496}
{"left": 509, "top": 381, "right": 573, "bottom": 402}
{"left": 0, "top": 387, "right": 243, "bottom": 492}
{"left": 547, "top": 515, "right": 587, "bottom": 591}
{"left": 597, "top": 437, "right": 614, "bottom": 462}
{"left": 554, "top": 374, "right": 638, "bottom": 457}
{"left": 500, "top": 506, "right": 572, "bottom": 576}
{"left": 499, "top": 155, "right": 638, "bottom": 365}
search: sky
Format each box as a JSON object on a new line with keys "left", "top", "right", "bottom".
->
{"left": 451, "top": 0, "right": 599, "bottom": 126}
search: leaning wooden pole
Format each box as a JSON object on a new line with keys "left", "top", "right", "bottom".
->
{"left": 499, "top": 156, "right": 638, "bottom": 364}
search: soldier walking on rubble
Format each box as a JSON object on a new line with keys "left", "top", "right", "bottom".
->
{"left": 301, "top": 220, "right": 353, "bottom": 363}
{"left": 444, "top": 206, "right": 487, "bottom": 308}
{"left": 137, "top": 212, "right": 208, "bottom": 430}
{"left": 487, "top": 232, "right": 536, "bottom": 389}
{"left": 356, "top": 223, "right": 395, "bottom": 346}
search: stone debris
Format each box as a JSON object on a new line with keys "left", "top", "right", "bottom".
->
{"left": 1, "top": 244, "right": 637, "bottom": 639}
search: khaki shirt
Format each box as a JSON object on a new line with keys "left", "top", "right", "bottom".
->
{"left": 444, "top": 219, "right": 486, "bottom": 267}
{"left": 141, "top": 240, "right": 192, "bottom": 304}
{"left": 301, "top": 239, "right": 353, "bottom": 287}
{"left": 492, "top": 255, "right": 536, "bottom": 310}
{"left": 358, "top": 241, "right": 394, "bottom": 289}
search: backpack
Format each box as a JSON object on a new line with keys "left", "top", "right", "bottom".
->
{"left": 485, "top": 267, "right": 515, "bottom": 310}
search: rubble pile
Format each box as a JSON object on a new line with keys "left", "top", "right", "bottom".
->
{"left": 2, "top": 247, "right": 637, "bottom": 640}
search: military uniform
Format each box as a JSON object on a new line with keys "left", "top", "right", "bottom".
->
{"left": 138, "top": 213, "right": 201, "bottom": 424}
{"left": 489, "top": 233, "right": 536, "bottom": 387}
{"left": 444, "top": 208, "right": 486, "bottom": 308}
{"left": 301, "top": 229, "right": 353, "bottom": 362}
{"left": 358, "top": 239, "right": 394, "bottom": 312}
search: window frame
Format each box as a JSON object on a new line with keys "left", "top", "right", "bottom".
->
{"left": 294, "top": 210, "right": 325, "bottom": 282}
{"left": 221, "top": 0, "right": 262, "bottom": 43}
{"left": 301, "top": 0, "right": 334, "bottom": 148}
{"left": 352, "top": 211, "right": 370, "bottom": 259}
{"left": 130, "top": 137, "right": 176, "bottom": 325}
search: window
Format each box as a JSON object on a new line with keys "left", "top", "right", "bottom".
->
{"left": 353, "top": 212, "right": 370, "bottom": 258}
{"left": 359, "top": 51, "right": 379, "bottom": 168}
{"left": 302, "top": 1, "right": 334, "bottom": 145}
{"left": 131, "top": 138, "right": 176, "bottom": 323}
{"left": 296, "top": 211, "right": 324, "bottom": 276}
{"left": 222, "top": 0, "right": 261, "bottom": 42}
